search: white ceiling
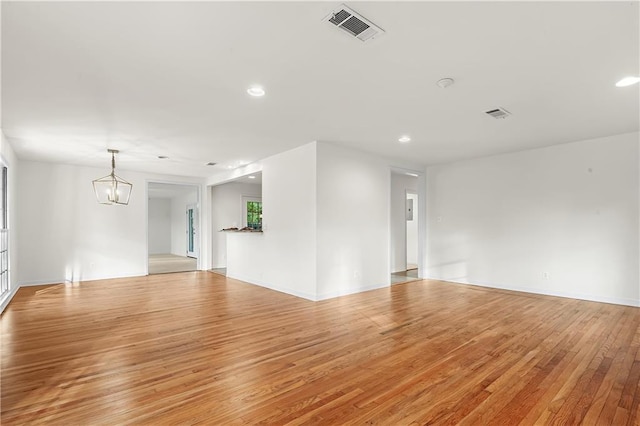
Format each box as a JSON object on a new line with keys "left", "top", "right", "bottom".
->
{"left": 236, "top": 172, "right": 262, "bottom": 185}
{"left": 3, "top": 1, "right": 638, "bottom": 178}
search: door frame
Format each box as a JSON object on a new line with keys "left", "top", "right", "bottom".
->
{"left": 389, "top": 167, "right": 426, "bottom": 282}
{"left": 405, "top": 190, "right": 418, "bottom": 270}
{"left": 145, "top": 180, "right": 202, "bottom": 274}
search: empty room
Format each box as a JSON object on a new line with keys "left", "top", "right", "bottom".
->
{"left": 1, "top": 1, "right": 639, "bottom": 424}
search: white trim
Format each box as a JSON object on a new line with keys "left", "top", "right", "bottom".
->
{"left": 316, "top": 282, "right": 389, "bottom": 301}
{"left": 226, "top": 272, "right": 317, "bottom": 301}
{"left": 1, "top": 273, "right": 148, "bottom": 314}
{"left": 388, "top": 167, "right": 425, "bottom": 279}
{"left": 425, "top": 276, "right": 640, "bottom": 308}
{"left": 19, "top": 272, "right": 149, "bottom": 287}
{"left": 146, "top": 180, "right": 203, "bottom": 271}
{"left": 0, "top": 285, "right": 19, "bottom": 314}
{"left": 0, "top": 154, "right": 10, "bottom": 308}
{"left": 18, "top": 279, "right": 65, "bottom": 287}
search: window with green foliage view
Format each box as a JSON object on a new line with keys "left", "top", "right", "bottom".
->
{"left": 247, "top": 201, "right": 262, "bottom": 230}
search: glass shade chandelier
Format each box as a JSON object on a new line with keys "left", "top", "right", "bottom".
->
{"left": 92, "top": 149, "right": 133, "bottom": 205}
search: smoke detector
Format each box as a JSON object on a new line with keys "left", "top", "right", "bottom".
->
{"left": 436, "top": 78, "right": 455, "bottom": 88}
{"left": 324, "top": 4, "right": 385, "bottom": 42}
{"left": 485, "top": 107, "right": 512, "bottom": 119}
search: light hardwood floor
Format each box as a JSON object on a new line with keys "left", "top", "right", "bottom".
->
{"left": 2, "top": 272, "right": 640, "bottom": 424}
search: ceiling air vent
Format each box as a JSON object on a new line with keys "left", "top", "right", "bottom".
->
{"left": 324, "top": 4, "right": 385, "bottom": 42}
{"left": 485, "top": 107, "right": 511, "bottom": 119}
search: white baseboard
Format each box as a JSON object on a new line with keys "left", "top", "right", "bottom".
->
{"left": 227, "top": 273, "right": 390, "bottom": 302}
{"left": 19, "top": 279, "right": 66, "bottom": 287}
{"left": 1, "top": 280, "right": 67, "bottom": 315}
{"left": 226, "top": 273, "right": 317, "bottom": 301}
{"left": 0, "top": 273, "right": 152, "bottom": 315}
{"left": 426, "top": 276, "right": 640, "bottom": 308}
{"left": 316, "top": 282, "right": 389, "bottom": 301}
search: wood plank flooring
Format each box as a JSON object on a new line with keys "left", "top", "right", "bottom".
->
{"left": 2, "top": 272, "right": 640, "bottom": 424}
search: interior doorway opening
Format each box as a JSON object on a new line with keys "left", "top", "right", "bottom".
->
{"left": 390, "top": 170, "right": 421, "bottom": 285}
{"left": 209, "top": 172, "right": 263, "bottom": 277}
{"left": 406, "top": 191, "right": 418, "bottom": 270}
{"left": 147, "top": 182, "right": 200, "bottom": 275}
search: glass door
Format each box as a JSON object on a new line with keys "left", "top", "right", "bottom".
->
{"left": 186, "top": 204, "right": 198, "bottom": 258}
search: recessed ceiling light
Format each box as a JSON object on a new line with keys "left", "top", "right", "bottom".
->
{"left": 405, "top": 172, "right": 419, "bottom": 177}
{"left": 398, "top": 135, "right": 411, "bottom": 143}
{"left": 247, "top": 86, "right": 266, "bottom": 97}
{"left": 615, "top": 76, "right": 640, "bottom": 87}
{"left": 248, "top": 175, "right": 256, "bottom": 179}
{"left": 157, "top": 155, "right": 169, "bottom": 159}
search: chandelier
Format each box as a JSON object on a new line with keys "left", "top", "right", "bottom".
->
{"left": 92, "top": 149, "right": 133, "bottom": 205}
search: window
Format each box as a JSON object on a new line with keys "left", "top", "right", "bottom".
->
{"left": 0, "top": 166, "right": 8, "bottom": 299}
{"left": 246, "top": 200, "right": 262, "bottom": 230}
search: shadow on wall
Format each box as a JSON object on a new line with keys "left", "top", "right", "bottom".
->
{"left": 429, "top": 261, "right": 469, "bottom": 282}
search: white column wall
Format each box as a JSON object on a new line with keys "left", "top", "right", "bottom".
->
{"left": 315, "top": 143, "right": 390, "bottom": 299}
{"left": 226, "top": 143, "right": 317, "bottom": 300}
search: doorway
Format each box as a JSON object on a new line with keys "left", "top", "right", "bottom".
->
{"left": 406, "top": 191, "right": 418, "bottom": 270}
{"left": 209, "top": 173, "right": 262, "bottom": 276}
{"left": 147, "top": 182, "right": 199, "bottom": 274}
{"left": 390, "top": 171, "right": 421, "bottom": 284}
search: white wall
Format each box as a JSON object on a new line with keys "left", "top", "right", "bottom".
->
{"left": 17, "top": 161, "right": 204, "bottom": 285}
{"left": 210, "top": 181, "right": 262, "bottom": 268}
{"left": 0, "top": 131, "right": 19, "bottom": 313}
{"left": 225, "top": 141, "right": 425, "bottom": 301}
{"left": 315, "top": 143, "right": 390, "bottom": 299}
{"left": 170, "top": 190, "right": 197, "bottom": 257}
{"left": 390, "top": 172, "right": 418, "bottom": 273}
{"left": 148, "top": 198, "right": 171, "bottom": 254}
{"left": 226, "top": 143, "right": 317, "bottom": 300}
{"left": 426, "top": 132, "right": 640, "bottom": 306}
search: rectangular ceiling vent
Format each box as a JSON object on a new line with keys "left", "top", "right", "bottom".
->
{"left": 323, "top": 4, "right": 385, "bottom": 42}
{"left": 485, "top": 107, "right": 512, "bottom": 119}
